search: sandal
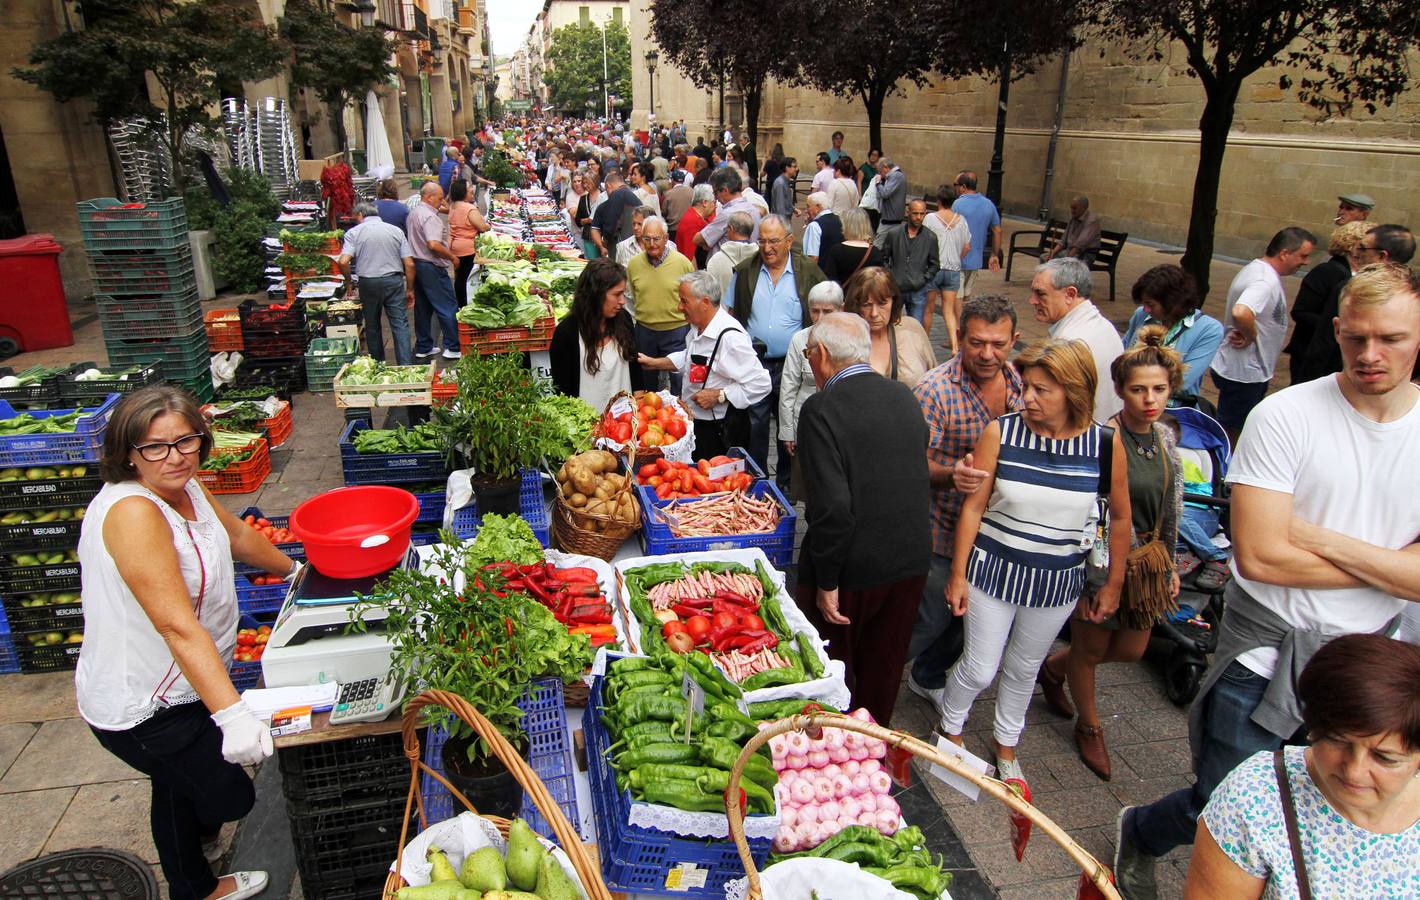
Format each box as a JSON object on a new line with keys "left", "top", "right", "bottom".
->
{"left": 1194, "top": 559, "right": 1231, "bottom": 592}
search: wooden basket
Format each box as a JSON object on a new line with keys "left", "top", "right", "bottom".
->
{"left": 724, "top": 713, "right": 1121, "bottom": 900}
{"left": 592, "top": 389, "right": 692, "bottom": 471}
{"left": 551, "top": 444, "right": 641, "bottom": 561}
{"left": 381, "top": 689, "right": 612, "bottom": 900}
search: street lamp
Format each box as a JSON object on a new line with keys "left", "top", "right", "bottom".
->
{"left": 645, "top": 50, "right": 658, "bottom": 118}
{"left": 352, "top": 0, "right": 376, "bottom": 28}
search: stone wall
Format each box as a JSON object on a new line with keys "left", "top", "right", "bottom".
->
{"left": 630, "top": 22, "right": 1420, "bottom": 263}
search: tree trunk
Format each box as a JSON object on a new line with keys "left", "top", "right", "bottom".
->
{"left": 1180, "top": 82, "right": 1240, "bottom": 301}
{"left": 744, "top": 80, "right": 762, "bottom": 155}
{"left": 864, "top": 88, "right": 885, "bottom": 157}
{"left": 329, "top": 94, "right": 348, "bottom": 152}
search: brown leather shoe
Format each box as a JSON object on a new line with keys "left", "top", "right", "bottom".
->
{"left": 1076, "top": 723, "right": 1111, "bottom": 781}
{"left": 1037, "top": 659, "right": 1075, "bottom": 718}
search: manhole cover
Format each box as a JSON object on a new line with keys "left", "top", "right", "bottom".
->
{"left": 0, "top": 848, "right": 159, "bottom": 899}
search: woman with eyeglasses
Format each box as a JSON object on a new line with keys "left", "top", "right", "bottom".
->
{"left": 75, "top": 386, "right": 298, "bottom": 900}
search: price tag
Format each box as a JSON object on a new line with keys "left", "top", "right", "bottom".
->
{"left": 528, "top": 349, "right": 553, "bottom": 386}
{"left": 610, "top": 396, "right": 634, "bottom": 418}
{"left": 663, "top": 862, "right": 708, "bottom": 891}
{"left": 926, "top": 735, "right": 992, "bottom": 801}
{"left": 705, "top": 458, "right": 746, "bottom": 481}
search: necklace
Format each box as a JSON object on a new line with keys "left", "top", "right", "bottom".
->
{"left": 1123, "top": 425, "right": 1157, "bottom": 460}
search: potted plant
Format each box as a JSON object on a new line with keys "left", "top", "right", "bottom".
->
{"left": 432, "top": 352, "right": 553, "bottom": 515}
{"left": 354, "top": 540, "right": 592, "bottom": 817}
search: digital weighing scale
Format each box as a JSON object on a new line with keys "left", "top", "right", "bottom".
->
{"left": 260, "top": 546, "right": 417, "bottom": 692}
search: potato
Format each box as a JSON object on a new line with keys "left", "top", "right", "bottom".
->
{"left": 584, "top": 498, "right": 607, "bottom": 517}
{"left": 602, "top": 472, "right": 624, "bottom": 491}
{"left": 568, "top": 492, "right": 587, "bottom": 508}
{"left": 561, "top": 479, "right": 576, "bottom": 498}
{"left": 593, "top": 481, "right": 614, "bottom": 501}
{"left": 587, "top": 449, "right": 618, "bottom": 473}
{"left": 567, "top": 465, "right": 596, "bottom": 496}
{"left": 555, "top": 468, "right": 568, "bottom": 484}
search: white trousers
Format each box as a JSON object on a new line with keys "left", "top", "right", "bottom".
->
{"left": 940, "top": 585, "right": 1076, "bottom": 748}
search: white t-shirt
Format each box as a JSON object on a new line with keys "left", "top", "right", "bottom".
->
{"left": 1049, "top": 301, "right": 1124, "bottom": 422}
{"left": 578, "top": 335, "right": 632, "bottom": 413}
{"left": 1211, "top": 258, "right": 1288, "bottom": 384}
{"left": 1229, "top": 376, "right": 1420, "bottom": 677}
{"left": 922, "top": 210, "right": 971, "bottom": 272}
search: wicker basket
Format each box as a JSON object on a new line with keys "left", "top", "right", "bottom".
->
{"left": 592, "top": 389, "right": 693, "bottom": 471}
{"left": 382, "top": 689, "right": 612, "bottom": 900}
{"left": 550, "top": 445, "right": 641, "bottom": 561}
{"left": 724, "top": 713, "right": 1121, "bottom": 900}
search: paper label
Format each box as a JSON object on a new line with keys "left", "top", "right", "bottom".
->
{"left": 528, "top": 349, "right": 553, "bottom": 386}
{"left": 680, "top": 670, "right": 705, "bottom": 716}
{"left": 610, "top": 396, "right": 634, "bottom": 418}
{"left": 926, "top": 735, "right": 993, "bottom": 801}
{"left": 705, "top": 458, "right": 746, "bottom": 481}
{"left": 664, "top": 863, "right": 708, "bottom": 891}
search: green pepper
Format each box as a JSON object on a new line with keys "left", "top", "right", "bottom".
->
{"left": 741, "top": 666, "right": 806, "bottom": 692}
{"left": 825, "top": 841, "right": 898, "bottom": 867}
{"left": 706, "top": 719, "right": 757, "bottom": 743}
{"left": 686, "top": 650, "right": 740, "bottom": 698}
{"left": 619, "top": 720, "right": 674, "bottom": 740}
{"left": 612, "top": 693, "right": 702, "bottom": 728}
{"left": 803, "top": 825, "right": 886, "bottom": 858}
{"left": 706, "top": 701, "right": 755, "bottom": 727}
{"left": 698, "top": 737, "right": 776, "bottom": 789}
{"left": 746, "top": 698, "right": 841, "bottom": 720}
{"left": 797, "top": 633, "right": 825, "bottom": 679}
{"left": 615, "top": 742, "right": 701, "bottom": 769}
{"left": 638, "top": 778, "right": 726, "bottom": 812}
{"left": 609, "top": 669, "right": 676, "bottom": 690}
{"left": 608, "top": 656, "right": 654, "bottom": 674}
{"left": 866, "top": 865, "right": 949, "bottom": 900}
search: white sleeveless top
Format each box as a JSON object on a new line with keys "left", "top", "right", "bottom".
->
{"left": 75, "top": 479, "right": 237, "bottom": 730}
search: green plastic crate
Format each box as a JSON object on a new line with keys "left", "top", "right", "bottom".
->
{"left": 304, "top": 337, "right": 358, "bottom": 392}
{"left": 105, "top": 329, "right": 210, "bottom": 380}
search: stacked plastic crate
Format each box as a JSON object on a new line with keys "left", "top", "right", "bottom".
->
{"left": 78, "top": 198, "right": 213, "bottom": 402}
{"left": 0, "top": 394, "right": 117, "bottom": 673}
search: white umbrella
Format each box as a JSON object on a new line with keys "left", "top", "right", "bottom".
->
{"left": 364, "top": 89, "right": 395, "bottom": 179}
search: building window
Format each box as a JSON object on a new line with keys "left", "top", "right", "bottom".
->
{"left": 579, "top": 6, "right": 589, "bottom": 24}
{"left": 612, "top": 7, "right": 622, "bottom": 25}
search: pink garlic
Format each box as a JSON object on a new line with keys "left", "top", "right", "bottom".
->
{"left": 874, "top": 809, "right": 900, "bottom": 834}
{"left": 842, "top": 760, "right": 861, "bottom": 776}
{"left": 797, "top": 803, "right": 819, "bottom": 825}
{"left": 856, "top": 811, "right": 878, "bottom": 827}
{"left": 876, "top": 794, "right": 900, "bottom": 818}
{"left": 786, "top": 732, "right": 809, "bottom": 755}
{"left": 773, "top": 832, "right": 796, "bottom": 853}
{"left": 858, "top": 793, "right": 878, "bottom": 813}
{"left": 819, "top": 799, "right": 841, "bottom": 821}
{"left": 823, "top": 729, "right": 847, "bottom": 750}
{"left": 860, "top": 759, "right": 882, "bottom": 775}
{"left": 807, "top": 749, "right": 830, "bottom": 769}
{"left": 812, "top": 777, "right": 835, "bottom": 803}
{"left": 868, "top": 771, "right": 892, "bottom": 795}
{"left": 852, "top": 773, "right": 871, "bottom": 795}
{"left": 850, "top": 707, "right": 874, "bottom": 722}
{"left": 790, "top": 779, "right": 815, "bottom": 805}
{"left": 785, "top": 753, "right": 808, "bottom": 770}
{"left": 839, "top": 797, "right": 862, "bottom": 819}
{"left": 780, "top": 806, "right": 799, "bottom": 829}
{"left": 828, "top": 744, "right": 851, "bottom": 764}
{"left": 831, "top": 774, "right": 855, "bottom": 799}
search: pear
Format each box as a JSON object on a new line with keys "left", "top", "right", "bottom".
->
{"left": 535, "top": 850, "right": 580, "bottom": 900}
{"left": 428, "top": 846, "right": 460, "bottom": 884}
{"left": 459, "top": 846, "right": 507, "bottom": 892}
{"left": 504, "top": 818, "right": 545, "bottom": 892}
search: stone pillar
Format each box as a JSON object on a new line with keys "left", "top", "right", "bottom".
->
{"left": 429, "top": 64, "right": 455, "bottom": 137}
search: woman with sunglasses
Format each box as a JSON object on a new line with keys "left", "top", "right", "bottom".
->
{"left": 75, "top": 386, "right": 298, "bottom": 900}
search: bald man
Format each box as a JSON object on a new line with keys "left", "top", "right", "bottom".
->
{"left": 1045, "top": 195, "right": 1102, "bottom": 266}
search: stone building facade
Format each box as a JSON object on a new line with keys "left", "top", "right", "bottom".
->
{"left": 630, "top": 5, "right": 1419, "bottom": 262}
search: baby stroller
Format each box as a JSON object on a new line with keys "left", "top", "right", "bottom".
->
{"left": 1151, "top": 406, "right": 1232, "bottom": 705}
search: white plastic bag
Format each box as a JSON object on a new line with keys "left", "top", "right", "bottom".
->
{"left": 393, "top": 810, "right": 588, "bottom": 897}
{"left": 860, "top": 180, "right": 880, "bottom": 212}
{"left": 725, "top": 857, "right": 932, "bottom": 900}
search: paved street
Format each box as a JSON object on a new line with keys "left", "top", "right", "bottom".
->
{"left": 0, "top": 219, "right": 1293, "bottom": 897}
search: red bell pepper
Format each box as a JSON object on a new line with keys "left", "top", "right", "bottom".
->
{"left": 723, "top": 631, "right": 778, "bottom": 652}
{"left": 557, "top": 567, "right": 599, "bottom": 584}
{"left": 562, "top": 583, "right": 604, "bottom": 599}
{"left": 1005, "top": 778, "right": 1032, "bottom": 862}
{"left": 568, "top": 604, "right": 613, "bottom": 624}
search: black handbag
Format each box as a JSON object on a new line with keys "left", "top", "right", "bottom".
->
{"left": 700, "top": 327, "right": 752, "bottom": 453}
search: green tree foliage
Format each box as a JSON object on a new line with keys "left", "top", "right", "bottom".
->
{"left": 279, "top": 0, "right": 396, "bottom": 149}
{"left": 648, "top": 0, "right": 801, "bottom": 151}
{"left": 212, "top": 169, "right": 280, "bottom": 293}
{"left": 1095, "top": 0, "right": 1420, "bottom": 298}
{"left": 544, "top": 21, "right": 631, "bottom": 114}
{"left": 12, "top": 0, "right": 285, "bottom": 192}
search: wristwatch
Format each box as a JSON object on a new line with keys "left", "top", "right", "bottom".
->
{"left": 717, "top": 389, "right": 727, "bottom": 405}
{"left": 282, "top": 559, "right": 302, "bottom": 582}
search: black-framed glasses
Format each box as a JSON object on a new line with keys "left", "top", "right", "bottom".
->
{"left": 803, "top": 345, "right": 817, "bottom": 360}
{"left": 133, "top": 434, "right": 203, "bottom": 462}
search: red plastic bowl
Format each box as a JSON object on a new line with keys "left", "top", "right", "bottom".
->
{"left": 289, "top": 486, "right": 420, "bottom": 579}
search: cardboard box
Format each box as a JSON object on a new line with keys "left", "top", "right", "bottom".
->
{"left": 297, "top": 153, "right": 345, "bottom": 181}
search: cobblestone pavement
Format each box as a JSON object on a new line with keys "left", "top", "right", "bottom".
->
{"left": 0, "top": 216, "right": 1305, "bottom": 897}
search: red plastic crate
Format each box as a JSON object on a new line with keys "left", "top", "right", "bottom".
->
{"left": 204, "top": 308, "right": 244, "bottom": 352}
{"left": 196, "top": 437, "right": 270, "bottom": 494}
{"left": 430, "top": 369, "right": 455, "bottom": 407}
{"left": 457, "top": 311, "right": 555, "bottom": 356}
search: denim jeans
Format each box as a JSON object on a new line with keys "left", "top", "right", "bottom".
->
{"left": 746, "top": 356, "right": 789, "bottom": 491}
{"left": 1177, "top": 505, "right": 1228, "bottom": 561}
{"left": 1128, "top": 660, "right": 1283, "bottom": 857}
{"left": 412, "top": 259, "right": 460, "bottom": 353}
{"left": 358, "top": 274, "right": 412, "bottom": 365}
{"left": 907, "top": 553, "right": 964, "bottom": 688}
{"left": 635, "top": 323, "right": 691, "bottom": 395}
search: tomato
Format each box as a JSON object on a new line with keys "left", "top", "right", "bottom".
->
{"left": 647, "top": 475, "right": 662, "bottom": 487}
{"left": 666, "top": 631, "right": 695, "bottom": 653}
{"left": 642, "top": 431, "right": 662, "bottom": 447}
{"left": 643, "top": 391, "right": 663, "bottom": 410}
{"left": 666, "top": 417, "right": 686, "bottom": 440}
{"left": 243, "top": 514, "right": 256, "bottom": 525}
{"left": 258, "top": 625, "right": 271, "bottom": 634}
{"left": 256, "top": 518, "right": 271, "bottom": 527}
{"left": 639, "top": 463, "right": 659, "bottom": 479}
{"left": 691, "top": 473, "right": 714, "bottom": 494}
{"left": 711, "top": 611, "right": 737, "bottom": 630}
{"left": 709, "top": 456, "right": 733, "bottom": 467}
{"left": 662, "top": 620, "right": 688, "bottom": 638}
{"left": 684, "top": 615, "right": 711, "bottom": 641}
{"left": 655, "top": 482, "right": 673, "bottom": 499}
{"left": 740, "top": 614, "right": 764, "bottom": 631}
{"left": 654, "top": 458, "right": 674, "bottom": 473}
{"left": 611, "top": 421, "right": 631, "bottom": 442}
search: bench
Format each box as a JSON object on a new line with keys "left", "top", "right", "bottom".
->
{"left": 1006, "top": 221, "right": 1130, "bottom": 301}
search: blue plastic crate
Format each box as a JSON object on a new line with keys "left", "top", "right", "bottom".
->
{"left": 228, "top": 613, "right": 265, "bottom": 691}
{"left": 418, "top": 678, "right": 579, "bottom": 841}
{"left": 585, "top": 675, "right": 773, "bottom": 895}
{"left": 339, "top": 420, "right": 449, "bottom": 485}
{"left": 636, "top": 480, "right": 796, "bottom": 569}
{"left": 0, "top": 632, "right": 18, "bottom": 675}
{"left": 411, "top": 489, "right": 445, "bottom": 525}
{"left": 0, "top": 394, "right": 118, "bottom": 467}
{"left": 237, "top": 507, "right": 304, "bottom": 557}
{"left": 449, "top": 469, "right": 549, "bottom": 546}
{"left": 235, "top": 569, "right": 291, "bottom": 617}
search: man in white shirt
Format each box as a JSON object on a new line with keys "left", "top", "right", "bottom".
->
{"left": 1027, "top": 257, "right": 1123, "bottom": 421}
{"left": 1209, "top": 226, "right": 1316, "bottom": 442}
{"left": 810, "top": 152, "right": 835, "bottom": 196}
{"left": 1114, "top": 262, "right": 1420, "bottom": 897}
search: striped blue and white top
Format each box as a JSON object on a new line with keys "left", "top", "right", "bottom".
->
{"left": 966, "top": 413, "right": 1105, "bottom": 609}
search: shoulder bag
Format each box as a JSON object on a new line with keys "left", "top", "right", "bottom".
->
{"left": 1086, "top": 425, "right": 1115, "bottom": 571}
{"left": 702, "top": 327, "right": 752, "bottom": 453}
{"left": 1274, "top": 750, "right": 1314, "bottom": 900}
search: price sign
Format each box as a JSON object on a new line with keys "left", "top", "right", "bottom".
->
{"left": 926, "top": 734, "right": 992, "bottom": 801}
{"left": 705, "top": 457, "right": 746, "bottom": 481}
{"left": 680, "top": 670, "right": 705, "bottom": 743}
{"left": 528, "top": 349, "right": 553, "bottom": 386}
{"left": 610, "top": 396, "right": 634, "bottom": 418}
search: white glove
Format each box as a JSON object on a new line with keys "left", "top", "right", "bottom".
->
{"left": 211, "top": 700, "right": 274, "bottom": 766}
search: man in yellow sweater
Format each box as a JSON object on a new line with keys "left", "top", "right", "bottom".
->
{"left": 628, "top": 216, "right": 695, "bottom": 392}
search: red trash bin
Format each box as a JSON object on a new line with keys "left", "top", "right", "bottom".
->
{"left": 0, "top": 234, "right": 72, "bottom": 358}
